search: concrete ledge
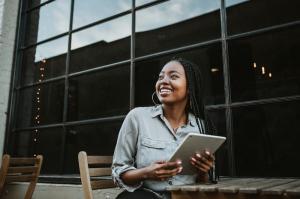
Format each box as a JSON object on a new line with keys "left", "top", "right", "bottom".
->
{"left": 2, "top": 183, "right": 123, "bottom": 199}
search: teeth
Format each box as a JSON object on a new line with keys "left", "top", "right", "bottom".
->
{"left": 160, "top": 88, "right": 172, "bottom": 94}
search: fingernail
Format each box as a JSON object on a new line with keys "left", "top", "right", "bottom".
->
{"left": 205, "top": 151, "right": 210, "bottom": 155}
{"left": 196, "top": 153, "right": 201, "bottom": 158}
{"left": 191, "top": 157, "right": 196, "bottom": 162}
{"left": 177, "top": 160, "right": 182, "bottom": 165}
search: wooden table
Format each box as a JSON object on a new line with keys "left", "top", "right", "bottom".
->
{"left": 166, "top": 178, "right": 300, "bottom": 199}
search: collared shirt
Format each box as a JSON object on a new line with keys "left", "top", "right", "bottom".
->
{"left": 112, "top": 105, "right": 206, "bottom": 193}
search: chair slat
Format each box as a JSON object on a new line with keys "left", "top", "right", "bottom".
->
{"left": 89, "top": 168, "right": 112, "bottom": 177}
{"left": 6, "top": 174, "right": 35, "bottom": 183}
{"left": 8, "top": 166, "right": 38, "bottom": 174}
{"left": 90, "top": 180, "right": 115, "bottom": 190}
{"left": 10, "top": 157, "right": 39, "bottom": 165}
{"left": 87, "top": 156, "right": 112, "bottom": 165}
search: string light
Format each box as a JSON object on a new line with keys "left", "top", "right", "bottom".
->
{"left": 33, "top": 58, "right": 46, "bottom": 156}
{"left": 253, "top": 62, "right": 257, "bottom": 68}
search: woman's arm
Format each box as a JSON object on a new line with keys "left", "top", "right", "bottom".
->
{"left": 121, "top": 160, "right": 182, "bottom": 185}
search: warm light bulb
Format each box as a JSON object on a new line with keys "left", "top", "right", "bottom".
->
{"left": 253, "top": 62, "right": 257, "bottom": 68}
{"left": 262, "top": 66, "right": 265, "bottom": 75}
{"left": 269, "top": 73, "right": 272, "bottom": 78}
{"left": 34, "top": 138, "right": 37, "bottom": 141}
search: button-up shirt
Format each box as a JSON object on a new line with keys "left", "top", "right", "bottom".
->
{"left": 112, "top": 105, "right": 205, "bottom": 193}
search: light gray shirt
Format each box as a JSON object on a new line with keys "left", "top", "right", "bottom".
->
{"left": 112, "top": 105, "right": 205, "bottom": 193}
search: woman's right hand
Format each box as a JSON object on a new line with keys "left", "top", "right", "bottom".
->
{"left": 144, "top": 160, "right": 182, "bottom": 181}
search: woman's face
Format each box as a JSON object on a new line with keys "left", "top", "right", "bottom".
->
{"left": 155, "top": 61, "right": 188, "bottom": 105}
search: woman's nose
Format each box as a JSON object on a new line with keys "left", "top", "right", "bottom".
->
{"left": 160, "top": 76, "right": 170, "bottom": 83}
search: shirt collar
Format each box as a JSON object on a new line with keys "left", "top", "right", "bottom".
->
{"left": 151, "top": 105, "right": 196, "bottom": 127}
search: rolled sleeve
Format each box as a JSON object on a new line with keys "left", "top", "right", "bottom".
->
{"left": 112, "top": 165, "right": 143, "bottom": 192}
{"left": 112, "top": 109, "right": 142, "bottom": 192}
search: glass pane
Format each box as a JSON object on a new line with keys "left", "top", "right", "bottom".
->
{"left": 233, "top": 101, "right": 300, "bottom": 177}
{"left": 70, "top": 15, "right": 131, "bottom": 73}
{"left": 12, "top": 128, "right": 63, "bottom": 174}
{"left": 73, "top": 0, "right": 131, "bottom": 29}
{"left": 226, "top": 0, "right": 300, "bottom": 35}
{"left": 207, "top": 109, "right": 229, "bottom": 176}
{"left": 63, "top": 121, "right": 123, "bottom": 174}
{"left": 24, "top": 0, "right": 71, "bottom": 46}
{"left": 68, "top": 65, "right": 130, "bottom": 121}
{"left": 136, "top": 0, "right": 221, "bottom": 56}
{"left": 20, "top": 37, "right": 67, "bottom": 85}
{"left": 229, "top": 26, "right": 300, "bottom": 102}
{"left": 16, "top": 81, "right": 64, "bottom": 128}
{"left": 136, "top": 0, "right": 155, "bottom": 7}
{"left": 135, "top": 44, "right": 224, "bottom": 106}
{"left": 27, "top": 0, "right": 51, "bottom": 9}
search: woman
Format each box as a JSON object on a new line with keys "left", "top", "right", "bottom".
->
{"left": 112, "top": 57, "right": 215, "bottom": 199}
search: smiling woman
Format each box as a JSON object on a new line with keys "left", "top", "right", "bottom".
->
{"left": 112, "top": 57, "right": 216, "bottom": 199}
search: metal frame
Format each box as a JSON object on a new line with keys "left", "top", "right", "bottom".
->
{"left": 5, "top": 0, "right": 300, "bottom": 181}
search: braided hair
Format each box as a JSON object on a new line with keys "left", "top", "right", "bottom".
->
{"left": 168, "top": 57, "right": 217, "bottom": 136}
{"left": 167, "top": 57, "right": 218, "bottom": 183}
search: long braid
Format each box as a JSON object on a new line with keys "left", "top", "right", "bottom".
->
{"left": 169, "top": 57, "right": 218, "bottom": 182}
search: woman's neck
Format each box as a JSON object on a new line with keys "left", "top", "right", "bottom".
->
{"left": 162, "top": 103, "right": 188, "bottom": 131}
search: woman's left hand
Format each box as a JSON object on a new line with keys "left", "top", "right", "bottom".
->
{"left": 190, "top": 150, "right": 214, "bottom": 175}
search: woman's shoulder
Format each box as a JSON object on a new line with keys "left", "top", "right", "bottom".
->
{"left": 127, "top": 106, "right": 157, "bottom": 117}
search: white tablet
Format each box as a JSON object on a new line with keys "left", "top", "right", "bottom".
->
{"left": 169, "top": 133, "right": 226, "bottom": 175}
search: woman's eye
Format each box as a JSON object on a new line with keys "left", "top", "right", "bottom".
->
{"left": 158, "top": 75, "right": 164, "bottom": 80}
{"left": 171, "top": 75, "right": 178, "bottom": 80}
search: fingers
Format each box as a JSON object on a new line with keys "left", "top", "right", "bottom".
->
{"left": 190, "top": 150, "right": 214, "bottom": 173}
{"left": 153, "top": 161, "right": 182, "bottom": 180}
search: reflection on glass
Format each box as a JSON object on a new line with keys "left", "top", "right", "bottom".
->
{"left": 233, "top": 101, "right": 300, "bottom": 177}
{"left": 207, "top": 109, "right": 229, "bottom": 176}
{"left": 70, "top": 15, "right": 131, "bottom": 72}
{"left": 63, "top": 122, "right": 122, "bottom": 173}
{"left": 229, "top": 26, "right": 300, "bottom": 102}
{"left": 226, "top": 0, "right": 300, "bottom": 34}
{"left": 68, "top": 65, "right": 130, "bottom": 121}
{"left": 12, "top": 132, "right": 33, "bottom": 157}
{"left": 16, "top": 81, "right": 64, "bottom": 128}
{"left": 73, "top": 0, "right": 131, "bottom": 29}
{"left": 20, "top": 37, "right": 68, "bottom": 85}
{"left": 24, "top": 0, "right": 70, "bottom": 45}
{"left": 136, "top": 0, "right": 155, "bottom": 7}
{"left": 136, "top": 0, "right": 221, "bottom": 56}
{"left": 27, "top": 0, "right": 50, "bottom": 9}
{"left": 135, "top": 43, "right": 224, "bottom": 106}
{"left": 13, "top": 128, "right": 63, "bottom": 174}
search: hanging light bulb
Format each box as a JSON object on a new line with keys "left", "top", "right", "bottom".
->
{"left": 262, "top": 66, "right": 265, "bottom": 75}
{"left": 253, "top": 62, "right": 257, "bottom": 68}
{"left": 269, "top": 73, "right": 272, "bottom": 78}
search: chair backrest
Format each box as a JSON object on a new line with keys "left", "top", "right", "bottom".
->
{"left": 78, "top": 151, "right": 116, "bottom": 199}
{"left": 0, "top": 154, "right": 43, "bottom": 199}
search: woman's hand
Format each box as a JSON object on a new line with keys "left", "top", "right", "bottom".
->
{"left": 145, "top": 160, "right": 182, "bottom": 181}
{"left": 190, "top": 150, "right": 214, "bottom": 179}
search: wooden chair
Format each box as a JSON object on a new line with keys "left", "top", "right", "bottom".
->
{"left": 78, "top": 151, "right": 116, "bottom": 199}
{"left": 0, "top": 154, "right": 43, "bottom": 199}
